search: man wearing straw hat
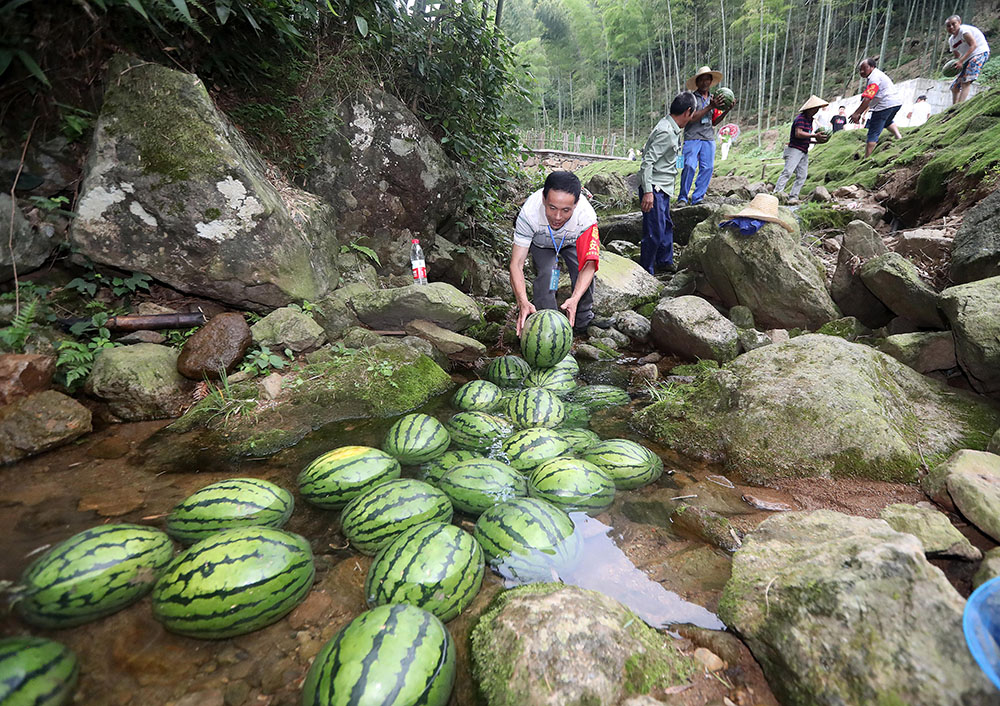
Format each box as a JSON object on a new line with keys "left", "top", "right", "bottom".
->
{"left": 676, "top": 66, "right": 732, "bottom": 206}
{"left": 775, "top": 95, "right": 830, "bottom": 204}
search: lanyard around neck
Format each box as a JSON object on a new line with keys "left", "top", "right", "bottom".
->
{"left": 548, "top": 225, "right": 568, "bottom": 254}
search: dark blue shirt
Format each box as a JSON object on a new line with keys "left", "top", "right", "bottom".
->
{"left": 789, "top": 113, "right": 812, "bottom": 153}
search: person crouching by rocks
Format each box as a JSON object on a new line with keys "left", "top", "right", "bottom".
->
{"left": 638, "top": 91, "right": 697, "bottom": 275}
{"left": 510, "top": 171, "right": 601, "bottom": 336}
{"left": 774, "top": 95, "right": 830, "bottom": 205}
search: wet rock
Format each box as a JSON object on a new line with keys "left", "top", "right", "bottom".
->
{"left": 574, "top": 344, "right": 604, "bottom": 361}
{"left": 719, "top": 510, "right": 994, "bottom": 706}
{"left": 78, "top": 485, "right": 145, "bottom": 517}
{"left": 831, "top": 220, "right": 893, "bottom": 328}
{"left": 589, "top": 326, "right": 629, "bottom": 348}
{"left": 613, "top": 311, "right": 651, "bottom": 344}
{"left": 605, "top": 240, "right": 640, "bottom": 258}
{"left": 350, "top": 282, "right": 480, "bottom": 331}
{"left": 251, "top": 307, "right": 326, "bottom": 353}
{"left": 660, "top": 270, "right": 697, "bottom": 298}
{"left": 86, "top": 343, "right": 194, "bottom": 420}
{"left": 591, "top": 335, "right": 619, "bottom": 350}
{"left": 591, "top": 252, "right": 663, "bottom": 317}
{"left": 878, "top": 331, "right": 956, "bottom": 373}
{"left": 671, "top": 504, "right": 742, "bottom": 552}
{"left": 858, "top": 252, "right": 944, "bottom": 329}
{"left": 894, "top": 229, "right": 951, "bottom": 261}
{"left": 0, "top": 390, "right": 92, "bottom": 464}
{"left": 635, "top": 335, "right": 1000, "bottom": 483}
{"left": 177, "top": 312, "right": 252, "bottom": 379}
{"left": 728, "top": 305, "right": 754, "bottom": 329}
{"left": 69, "top": 57, "right": 342, "bottom": 308}
{"left": 404, "top": 319, "right": 486, "bottom": 362}
{"left": 116, "top": 330, "right": 166, "bottom": 345}
{"left": 921, "top": 449, "right": 999, "bottom": 514}
{"left": 0, "top": 353, "right": 55, "bottom": 404}
{"left": 945, "top": 456, "right": 1000, "bottom": 543}
{"left": 939, "top": 276, "right": 1000, "bottom": 395}
{"left": 973, "top": 547, "right": 1000, "bottom": 589}
{"left": 950, "top": 188, "right": 1000, "bottom": 284}
{"left": 599, "top": 212, "right": 643, "bottom": 244}
{"left": 650, "top": 296, "right": 739, "bottom": 363}
{"left": 737, "top": 328, "right": 771, "bottom": 352}
{"left": 671, "top": 203, "right": 718, "bottom": 246}
{"left": 879, "top": 503, "right": 981, "bottom": 560}
{"left": 0, "top": 195, "right": 52, "bottom": 282}
{"left": 471, "top": 584, "right": 696, "bottom": 706}
{"left": 634, "top": 363, "right": 658, "bottom": 383}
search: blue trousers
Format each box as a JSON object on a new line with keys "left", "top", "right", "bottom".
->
{"left": 639, "top": 189, "right": 673, "bottom": 274}
{"left": 678, "top": 139, "right": 716, "bottom": 203}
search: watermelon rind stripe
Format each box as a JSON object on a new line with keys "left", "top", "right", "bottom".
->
{"left": 166, "top": 479, "right": 294, "bottom": 544}
{"left": 0, "top": 637, "right": 78, "bottom": 706}
{"left": 298, "top": 446, "right": 402, "bottom": 509}
{"left": 382, "top": 414, "right": 451, "bottom": 465}
{"left": 340, "top": 480, "right": 454, "bottom": 556}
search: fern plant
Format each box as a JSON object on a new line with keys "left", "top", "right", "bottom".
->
{"left": 56, "top": 335, "right": 117, "bottom": 390}
{"left": 0, "top": 299, "right": 38, "bottom": 352}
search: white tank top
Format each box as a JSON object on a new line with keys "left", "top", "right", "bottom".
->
{"left": 949, "top": 24, "right": 990, "bottom": 58}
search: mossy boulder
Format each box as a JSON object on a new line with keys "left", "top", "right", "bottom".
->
{"left": 250, "top": 307, "right": 326, "bottom": 353}
{"left": 349, "top": 282, "right": 481, "bottom": 331}
{"left": 939, "top": 276, "right": 1000, "bottom": 395}
{"left": 471, "top": 584, "right": 696, "bottom": 706}
{"left": 0, "top": 390, "right": 92, "bottom": 464}
{"left": 878, "top": 503, "right": 981, "bottom": 560}
{"left": 634, "top": 334, "right": 1000, "bottom": 483}
{"left": 719, "top": 510, "right": 994, "bottom": 706}
{"left": 86, "top": 343, "right": 194, "bottom": 420}
{"left": 830, "top": 220, "right": 893, "bottom": 328}
{"left": 650, "top": 295, "right": 739, "bottom": 363}
{"left": 70, "top": 57, "right": 342, "bottom": 308}
{"left": 878, "top": 331, "right": 956, "bottom": 374}
{"left": 858, "top": 252, "right": 945, "bottom": 329}
{"left": 950, "top": 188, "right": 1000, "bottom": 284}
{"left": 591, "top": 251, "right": 663, "bottom": 317}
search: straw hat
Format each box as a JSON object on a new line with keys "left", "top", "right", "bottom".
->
{"left": 799, "top": 95, "right": 829, "bottom": 112}
{"left": 732, "top": 194, "right": 795, "bottom": 232}
{"left": 686, "top": 66, "right": 723, "bottom": 90}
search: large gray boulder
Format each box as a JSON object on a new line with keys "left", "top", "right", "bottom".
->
{"left": 670, "top": 202, "right": 717, "bottom": 246}
{"left": 0, "top": 195, "right": 52, "bottom": 283}
{"left": 591, "top": 251, "right": 662, "bottom": 317}
{"left": 921, "top": 449, "right": 1000, "bottom": 514}
{"left": 349, "top": 282, "right": 480, "bottom": 331}
{"left": 831, "top": 220, "right": 893, "bottom": 328}
{"left": 719, "top": 510, "right": 994, "bottom": 706}
{"left": 598, "top": 212, "right": 643, "bottom": 244}
{"left": 943, "top": 452, "right": 1000, "bottom": 543}
{"left": 250, "top": 307, "right": 326, "bottom": 353}
{"left": 635, "top": 334, "right": 1000, "bottom": 483}
{"left": 878, "top": 331, "right": 957, "bottom": 373}
{"left": 950, "top": 187, "right": 1000, "bottom": 284}
{"left": 0, "top": 390, "right": 92, "bottom": 464}
{"left": 650, "top": 295, "right": 739, "bottom": 362}
{"left": 879, "top": 503, "right": 981, "bottom": 560}
{"left": 86, "top": 343, "right": 194, "bottom": 421}
{"left": 70, "top": 57, "right": 342, "bottom": 309}
{"left": 859, "top": 252, "right": 944, "bottom": 328}
{"left": 939, "top": 276, "right": 1000, "bottom": 395}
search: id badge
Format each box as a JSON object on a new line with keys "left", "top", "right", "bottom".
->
{"left": 549, "top": 267, "right": 560, "bottom": 291}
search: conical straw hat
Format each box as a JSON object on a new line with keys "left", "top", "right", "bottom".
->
{"left": 686, "top": 66, "right": 723, "bottom": 90}
{"left": 732, "top": 194, "right": 794, "bottom": 232}
{"left": 799, "top": 95, "right": 829, "bottom": 112}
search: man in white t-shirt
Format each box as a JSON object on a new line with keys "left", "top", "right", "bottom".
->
{"left": 849, "top": 57, "right": 903, "bottom": 158}
{"left": 906, "top": 95, "right": 932, "bottom": 127}
{"left": 510, "top": 171, "right": 601, "bottom": 335}
{"left": 946, "top": 15, "right": 991, "bottom": 104}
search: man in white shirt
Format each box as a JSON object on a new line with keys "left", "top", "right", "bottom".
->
{"left": 946, "top": 15, "right": 991, "bottom": 104}
{"left": 509, "top": 171, "right": 601, "bottom": 335}
{"left": 906, "top": 95, "right": 932, "bottom": 127}
{"left": 848, "top": 57, "right": 903, "bottom": 158}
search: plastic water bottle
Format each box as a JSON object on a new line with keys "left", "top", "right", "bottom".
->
{"left": 410, "top": 238, "right": 427, "bottom": 285}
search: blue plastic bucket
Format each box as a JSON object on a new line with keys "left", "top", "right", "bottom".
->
{"left": 964, "top": 576, "right": 1000, "bottom": 690}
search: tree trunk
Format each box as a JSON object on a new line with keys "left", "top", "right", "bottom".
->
{"left": 793, "top": 1, "right": 811, "bottom": 112}
{"left": 666, "top": 0, "right": 681, "bottom": 93}
{"left": 778, "top": 2, "right": 792, "bottom": 118}
{"left": 818, "top": 0, "right": 832, "bottom": 97}
{"left": 897, "top": 0, "right": 917, "bottom": 67}
{"left": 659, "top": 35, "right": 670, "bottom": 111}
{"left": 879, "top": 0, "right": 894, "bottom": 64}
{"left": 757, "top": 0, "right": 764, "bottom": 147}
{"left": 720, "top": 0, "right": 728, "bottom": 80}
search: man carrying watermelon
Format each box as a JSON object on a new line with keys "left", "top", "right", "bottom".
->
{"left": 945, "top": 15, "right": 991, "bottom": 104}
{"left": 774, "top": 95, "right": 830, "bottom": 204}
{"left": 510, "top": 171, "right": 600, "bottom": 336}
{"left": 676, "top": 66, "right": 733, "bottom": 206}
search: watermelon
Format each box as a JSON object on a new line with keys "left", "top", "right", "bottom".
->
{"left": 502, "top": 428, "right": 571, "bottom": 472}
{"left": 559, "top": 427, "right": 601, "bottom": 454}
{"left": 365, "top": 522, "right": 484, "bottom": 621}
{"left": 942, "top": 58, "right": 962, "bottom": 77}
{"left": 559, "top": 402, "right": 591, "bottom": 429}
{"left": 340, "top": 479, "right": 453, "bottom": 555}
{"left": 152, "top": 527, "right": 314, "bottom": 639}
{"left": 382, "top": 413, "right": 451, "bottom": 465}
{"left": 417, "top": 449, "right": 481, "bottom": 485}
{"left": 528, "top": 457, "right": 616, "bottom": 514}
{"left": 520, "top": 309, "right": 572, "bottom": 369}
{"left": 712, "top": 85, "right": 736, "bottom": 109}
{"left": 302, "top": 604, "right": 455, "bottom": 706}
{"left": 452, "top": 380, "right": 503, "bottom": 412}
{"left": 438, "top": 458, "right": 527, "bottom": 515}
{"left": 523, "top": 366, "right": 577, "bottom": 396}
{"left": 552, "top": 354, "right": 580, "bottom": 376}
{"left": 485, "top": 356, "right": 531, "bottom": 388}
{"left": 583, "top": 439, "right": 664, "bottom": 490}
{"left": 506, "top": 388, "right": 565, "bottom": 429}
{"left": 445, "top": 412, "right": 513, "bottom": 452}
{"left": 473, "top": 497, "right": 581, "bottom": 582}
{"left": 0, "top": 637, "right": 78, "bottom": 706}
{"left": 298, "top": 446, "right": 401, "bottom": 510}
{"left": 565, "top": 384, "right": 631, "bottom": 411}
{"left": 13, "top": 524, "right": 174, "bottom": 629}
{"left": 166, "top": 478, "right": 294, "bottom": 544}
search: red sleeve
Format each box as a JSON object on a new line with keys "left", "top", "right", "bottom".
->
{"left": 576, "top": 224, "right": 600, "bottom": 272}
{"left": 712, "top": 108, "right": 725, "bottom": 123}
{"left": 861, "top": 82, "right": 879, "bottom": 101}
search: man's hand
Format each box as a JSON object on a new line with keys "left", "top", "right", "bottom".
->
{"left": 516, "top": 302, "right": 536, "bottom": 335}
{"left": 848, "top": 112, "right": 862, "bottom": 124}
{"left": 560, "top": 297, "right": 580, "bottom": 329}
{"left": 640, "top": 191, "right": 654, "bottom": 213}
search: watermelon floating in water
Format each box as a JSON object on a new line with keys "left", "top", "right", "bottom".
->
{"left": 382, "top": 413, "right": 451, "bottom": 465}
{"left": 565, "top": 384, "right": 631, "bottom": 411}
{"left": 559, "top": 402, "right": 592, "bottom": 429}
{"left": 528, "top": 457, "right": 616, "bottom": 514}
{"left": 502, "top": 428, "right": 571, "bottom": 472}
{"left": 340, "top": 479, "right": 453, "bottom": 555}
{"left": 485, "top": 356, "right": 531, "bottom": 388}
{"left": 438, "top": 457, "right": 527, "bottom": 515}
{"left": 506, "top": 387, "right": 566, "bottom": 429}
{"left": 523, "top": 366, "right": 577, "bottom": 396}
{"left": 583, "top": 439, "right": 663, "bottom": 490}
{"left": 520, "top": 310, "right": 572, "bottom": 369}
{"left": 365, "top": 522, "right": 484, "bottom": 621}
{"left": 417, "top": 449, "right": 481, "bottom": 486}
{"left": 0, "top": 636, "right": 78, "bottom": 706}
{"left": 559, "top": 427, "right": 602, "bottom": 454}
{"left": 298, "top": 446, "right": 401, "bottom": 509}
{"left": 452, "top": 380, "right": 503, "bottom": 412}
{"left": 166, "top": 478, "right": 294, "bottom": 544}
{"left": 446, "top": 411, "right": 513, "bottom": 452}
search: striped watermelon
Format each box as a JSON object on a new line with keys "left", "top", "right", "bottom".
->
{"left": 552, "top": 354, "right": 580, "bottom": 376}
{"left": 152, "top": 527, "right": 314, "bottom": 639}
{"left": 365, "top": 522, "right": 484, "bottom": 621}
{"left": 485, "top": 356, "right": 531, "bottom": 388}
{"left": 559, "top": 402, "right": 591, "bottom": 429}
{"left": 13, "top": 524, "right": 174, "bottom": 629}
{"left": 438, "top": 458, "right": 527, "bottom": 515}
{"left": 523, "top": 366, "right": 577, "bottom": 396}
{"left": 506, "top": 388, "right": 565, "bottom": 429}
{"left": 340, "top": 479, "right": 453, "bottom": 555}
{"left": 166, "top": 478, "right": 294, "bottom": 544}
{"left": 445, "top": 412, "right": 513, "bottom": 452}
{"left": 452, "top": 380, "right": 503, "bottom": 412}
{"left": 382, "top": 413, "right": 451, "bottom": 465}
{"left": 473, "top": 497, "right": 581, "bottom": 583}
{"left": 559, "top": 427, "right": 601, "bottom": 454}
{"left": 417, "top": 449, "right": 481, "bottom": 485}
{"left": 298, "top": 446, "right": 401, "bottom": 510}
{"left": 583, "top": 439, "right": 664, "bottom": 490}
{"left": 302, "top": 603, "right": 455, "bottom": 706}
{"left": 0, "top": 637, "right": 78, "bottom": 706}
{"left": 528, "top": 457, "right": 616, "bottom": 514}
{"left": 502, "top": 428, "right": 571, "bottom": 472}
{"left": 566, "top": 384, "right": 631, "bottom": 411}
{"left": 520, "top": 310, "right": 572, "bottom": 369}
